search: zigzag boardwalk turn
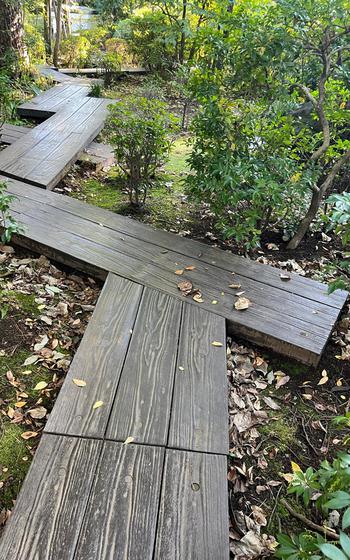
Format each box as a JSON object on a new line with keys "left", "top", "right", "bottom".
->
{"left": 0, "top": 81, "right": 347, "bottom": 559}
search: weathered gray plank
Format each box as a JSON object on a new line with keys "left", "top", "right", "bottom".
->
{"left": 5, "top": 173, "right": 346, "bottom": 310}
{"left": 73, "top": 442, "right": 164, "bottom": 560}
{"left": 6, "top": 205, "right": 338, "bottom": 364}
{"left": 0, "top": 98, "right": 110, "bottom": 188}
{"left": 8, "top": 192, "right": 341, "bottom": 332}
{"left": 0, "top": 123, "right": 115, "bottom": 169}
{"left": 154, "top": 449, "right": 229, "bottom": 560}
{"left": 45, "top": 274, "right": 143, "bottom": 438}
{"left": 168, "top": 305, "right": 228, "bottom": 454}
{"left": 106, "top": 288, "right": 182, "bottom": 446}
{"left": 0, "top": 434, "right": 102, "bottom": 560}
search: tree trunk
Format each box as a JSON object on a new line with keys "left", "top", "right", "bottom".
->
{"left": 53, "top": 0, "right": 63, "bottom": 68}
{"left": 0, "top": 0, "right": 26, "bottom": 70}
{"left": 179, "top": 0, "right": 187, "bottom": 64}
{"left": 44, "top": 0, "right": 52, "bottom": 58}
{"left": 287, "top": 148, "right": 350, "bottom": 249}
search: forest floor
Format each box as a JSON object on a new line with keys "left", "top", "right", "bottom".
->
{"left": 0, "top": 75, "right": 349, "bottom": 556}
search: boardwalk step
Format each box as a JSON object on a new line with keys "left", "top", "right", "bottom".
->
{"left": 4, "top": 176, "right": 347, "bottom": 365}
{"left": 0, "top": 273, "right": 229, "bottom": 559}
{"left": 0, "top": 435, "right": 228, "bottom": 560}
{"left": 0, "top": 123, "right": 115, "bottom": 170}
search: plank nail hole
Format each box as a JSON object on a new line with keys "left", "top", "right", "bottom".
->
{"left": 191, "top": 482, "right": 200, "bottom": 492}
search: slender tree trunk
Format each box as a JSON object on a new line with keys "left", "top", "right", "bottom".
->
{"left": 287, "top": 149, "right": 350, "bottom": 249}
{"left": 43, "top": 0, "right": 52, "bottom": 58}
{"left": 53, "top": 0, "right": 63, "bottom": 68}
{"left": 0, "top": 0, "right": 26, "bottom": 70}
{"left": 179, "top": 0, "right": 187, "bottom": 65}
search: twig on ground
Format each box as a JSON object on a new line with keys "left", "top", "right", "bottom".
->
{"left": 299, "top": 415, "right": 319, "bottom": 455}
{"left": 267, "top": 484, "right": 283, "bottom": 530}
{"left": 280, "top": 499, "right": 339, "bottom": 540}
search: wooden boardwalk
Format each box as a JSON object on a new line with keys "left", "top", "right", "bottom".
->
{"left": 0, "top": 82, "right": 348, "bottom": 559}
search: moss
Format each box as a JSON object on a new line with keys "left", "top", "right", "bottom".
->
{"left": 0, "top": 423, "right": 30, "bottom": 509}
{"left": 0, "top": 290, "right": 40, "bottom": 317}
{"left": 0, "top": 350, "right": 53, "bottom": 403}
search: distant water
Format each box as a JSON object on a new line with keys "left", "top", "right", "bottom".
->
{"left": 69, "top": 5, "right": 98, "bottom": 33}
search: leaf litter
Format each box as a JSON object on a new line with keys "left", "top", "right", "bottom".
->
{"left": 0, "top": 247, "right": 100, "bottom": 530}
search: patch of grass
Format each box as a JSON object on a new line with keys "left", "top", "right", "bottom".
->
{"left": 260, "top": 412, "right": 299, "bottom": 454}
{"left": 0, "top": 423, "right": 30, "bottom": 509}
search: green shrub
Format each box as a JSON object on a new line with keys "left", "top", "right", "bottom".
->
{"left": 327, "top": 192, "right": 350, "bottom": 293}
{"left": 59, "top": 35, "right": 91, "bottom": 68}
{"left": 107, "top": 97, "right": 179, "bottom": 208}
{"left": 0, "top": 181, "right": 23, "bottom": 243}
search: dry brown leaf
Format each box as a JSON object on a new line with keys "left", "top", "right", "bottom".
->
{"left": 234, "top": 297, "right": 252, "bottom": 311}
{"left": 175, "top": 269, "right": 184, "bottom": 276}
{"left": 21, "top": 431, "right": 38, "bottom": 440}
{"left": 185, "top": 265, "right": 196, "bottom": 271}
{"left": 193, "top": 294, "right": 204, "bottom": 303}
{"left": 229, "top": 283, "right": 241, "bottom": 289}
{"left": 275, "top": 374, "right": 290, "bottom": 389}
{"left": 29, "top": 406, "right": 47, "bottom": 419}
{"left": 177, "top": 280, "right": 193, "bottom": 296}
{"left": 73, "top": 378, "right": 87, "bottom": 387}
{"left": 15, "top": 401, "right": 27, "bottom": 408}
{"left": 34, "top": 381, "right": 48, "bottom": 391}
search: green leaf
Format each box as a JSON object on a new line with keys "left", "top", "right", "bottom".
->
{"left": 343, "top": 507, "right": 350, "bottom": 530}
{"left": 340, "top": 532, "right": 350, "bottom": 557}
{"left": 319, "top": 543, "right": 348, "bottom": 560}
{"left": 326, "top": 491, "right": 350, "bottom": 510}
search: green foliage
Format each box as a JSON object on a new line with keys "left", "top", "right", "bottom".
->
{"left": 107, "top": 97, "right": 178, "bottom": 207}
{"left": 128, "top": 11, "right": 177, "bottom": 72}
{"left": 59, "top": 35, "right": 91, "bottom": 68}
{"left": 276, "top": 453, "right": 350, "bottom": 559}
{"left": 0, "top": 181, "right": 23, "bottom": 243}
{"left": 187, "top": 0, "right": 350, "bottom": 249}
{"left": 0, "top": 72, "right": 18, "bottom": 126}
{"left": 327, "top": 192, "right": 350, "bottom": 292}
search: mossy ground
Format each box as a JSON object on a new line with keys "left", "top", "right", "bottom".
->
{"left": 72, "top": 136, "right": 199, "bottom": 232}
{"left": 0, "top": 291, "right": 53, "bottom": 509}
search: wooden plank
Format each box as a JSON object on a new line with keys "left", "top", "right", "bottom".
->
{"left": 106, "top": 288, "right": 182, "bottom": 446}
{"left": 73, "top": 442, "right": 164, "bottom": 560}
{"left": 18, "top": 83, "right": 88, "bottom": 118}
{"left": 154, "top": 449, "right": 229, "bottom": 560}
{"left": 168, "top": 306, "right": 228, "bottom": 454}
{"left": 6, "top": 205, "right": 339, "bottom": 364}
{"left": 45, "top": 273, "right": 142, "bottom": 438}
{"left": 0, "top": 123, "right": 115, "bottom": 169}
{"left": 0, "top": 98, "right": 109, "bottom": 188}
{"left": 8, "top": 192, "right": 340, "bottom": 332}
{"left": 0, "top": 434, "right": 102, "bottom": 560}
{"left": 6, "top": 173, "right": 345, "bottom": 310}
{"left": 37, "top": 64, "right": 103, "bottom": 85}
{"left": 60, "top": 66, "right": 149, "bottom": 76}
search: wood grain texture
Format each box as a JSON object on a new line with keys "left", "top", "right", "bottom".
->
{"left": 45, "top": 274, "right": 143, "bottom": 438}
{"left": 154, "top": 449, "right": 229, "bottom": 560}
{"left": 168, "top": 306, "right": 228, "bottom": 454}
{"left": 0, "top": 434, "right": 102, "bottom": 560}
{"left": 2, "top": 175, "right": 347, "bottom": 364}
{"left": 1, "top": 123, "right": 115, "bottom": 169}
{"left": 106, "top": 289, "right": 182, "bottom": 445}
{"left": 73, "top": 442, "right": 164, "bottom": 560}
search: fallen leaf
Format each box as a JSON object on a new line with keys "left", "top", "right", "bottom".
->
{"left": 275, "top": 375, "right": 290, "bottom": 389}
{"left": 92, "top": 400, "right": 104, "bottom": 409}
{"left": 234, "top": 297, "right": 252, "bottom": 311}
{"left": 73, "top": 378, "right": 87, "bottom": 387}
{"left": 177, "top": 280, "right": 193, "bottom": 296}
{"left": 212, "top": 341, "right": 223, "bottom": 347}
{"left": 263, "top": 397, "right": 280, "bottom": 410}
{"left": 193, "top": 294, "right": 204, "bottom": 303}
{"left": 21, "top": 431, "right": 38, "bottom": 440}
{"left": 123, "top": 436, "right": 135, "bottom": 445}
{"left": 34, "top": 381, "right": 48, "bottom": 391}
{"left": 175, "top": 269, "right": 184, "bottom": 276}
{"left": 291, "top": 461, "right": 302, "bottom": 473}
{"left": 29, "top": 406, "right": 47, "bottom": 419}
{"left": 34, "top": 335, "right": 49, "bottom": 352}
{"left": 15, "top": 401, "right": 27, "bottom": 408}
{"left": 280, "top": 273, "right": 291, "bottom": 281}
{"left": 185, "top": 265, "right": 196, "bottom": 271}
{"left": 23, "top": 355, "right": 39, "bottom": 366}
{"left": 229, "top": 283, "right": 242, "bottom": 289}
{"left": 318, "top": 376, "right": 329, "bottom": 385}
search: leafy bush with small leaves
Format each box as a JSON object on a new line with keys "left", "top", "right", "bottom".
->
{"left": 0, "top": 181, "right": 23, "bottom": 243}
{"left": 276, "top": 454, "right": 350, "bottom": 559}
{"left": 107, "top": 97, "right": 178, "bottom": 208}
{"left": 327, "top": 192, "right": 350, "bottom": 293}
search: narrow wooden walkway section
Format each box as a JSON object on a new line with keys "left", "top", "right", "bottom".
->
{"left": 0, "top": 81, "right": 348, "bottom": 559}
{"left": 0, "top": 85, "right": 111, "bottom": 188}
{"left": 0, "top": 274, "right": 228, "bottom": 560}
{"left": 3, "top": 175, "right": 347, "bottom": 365}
